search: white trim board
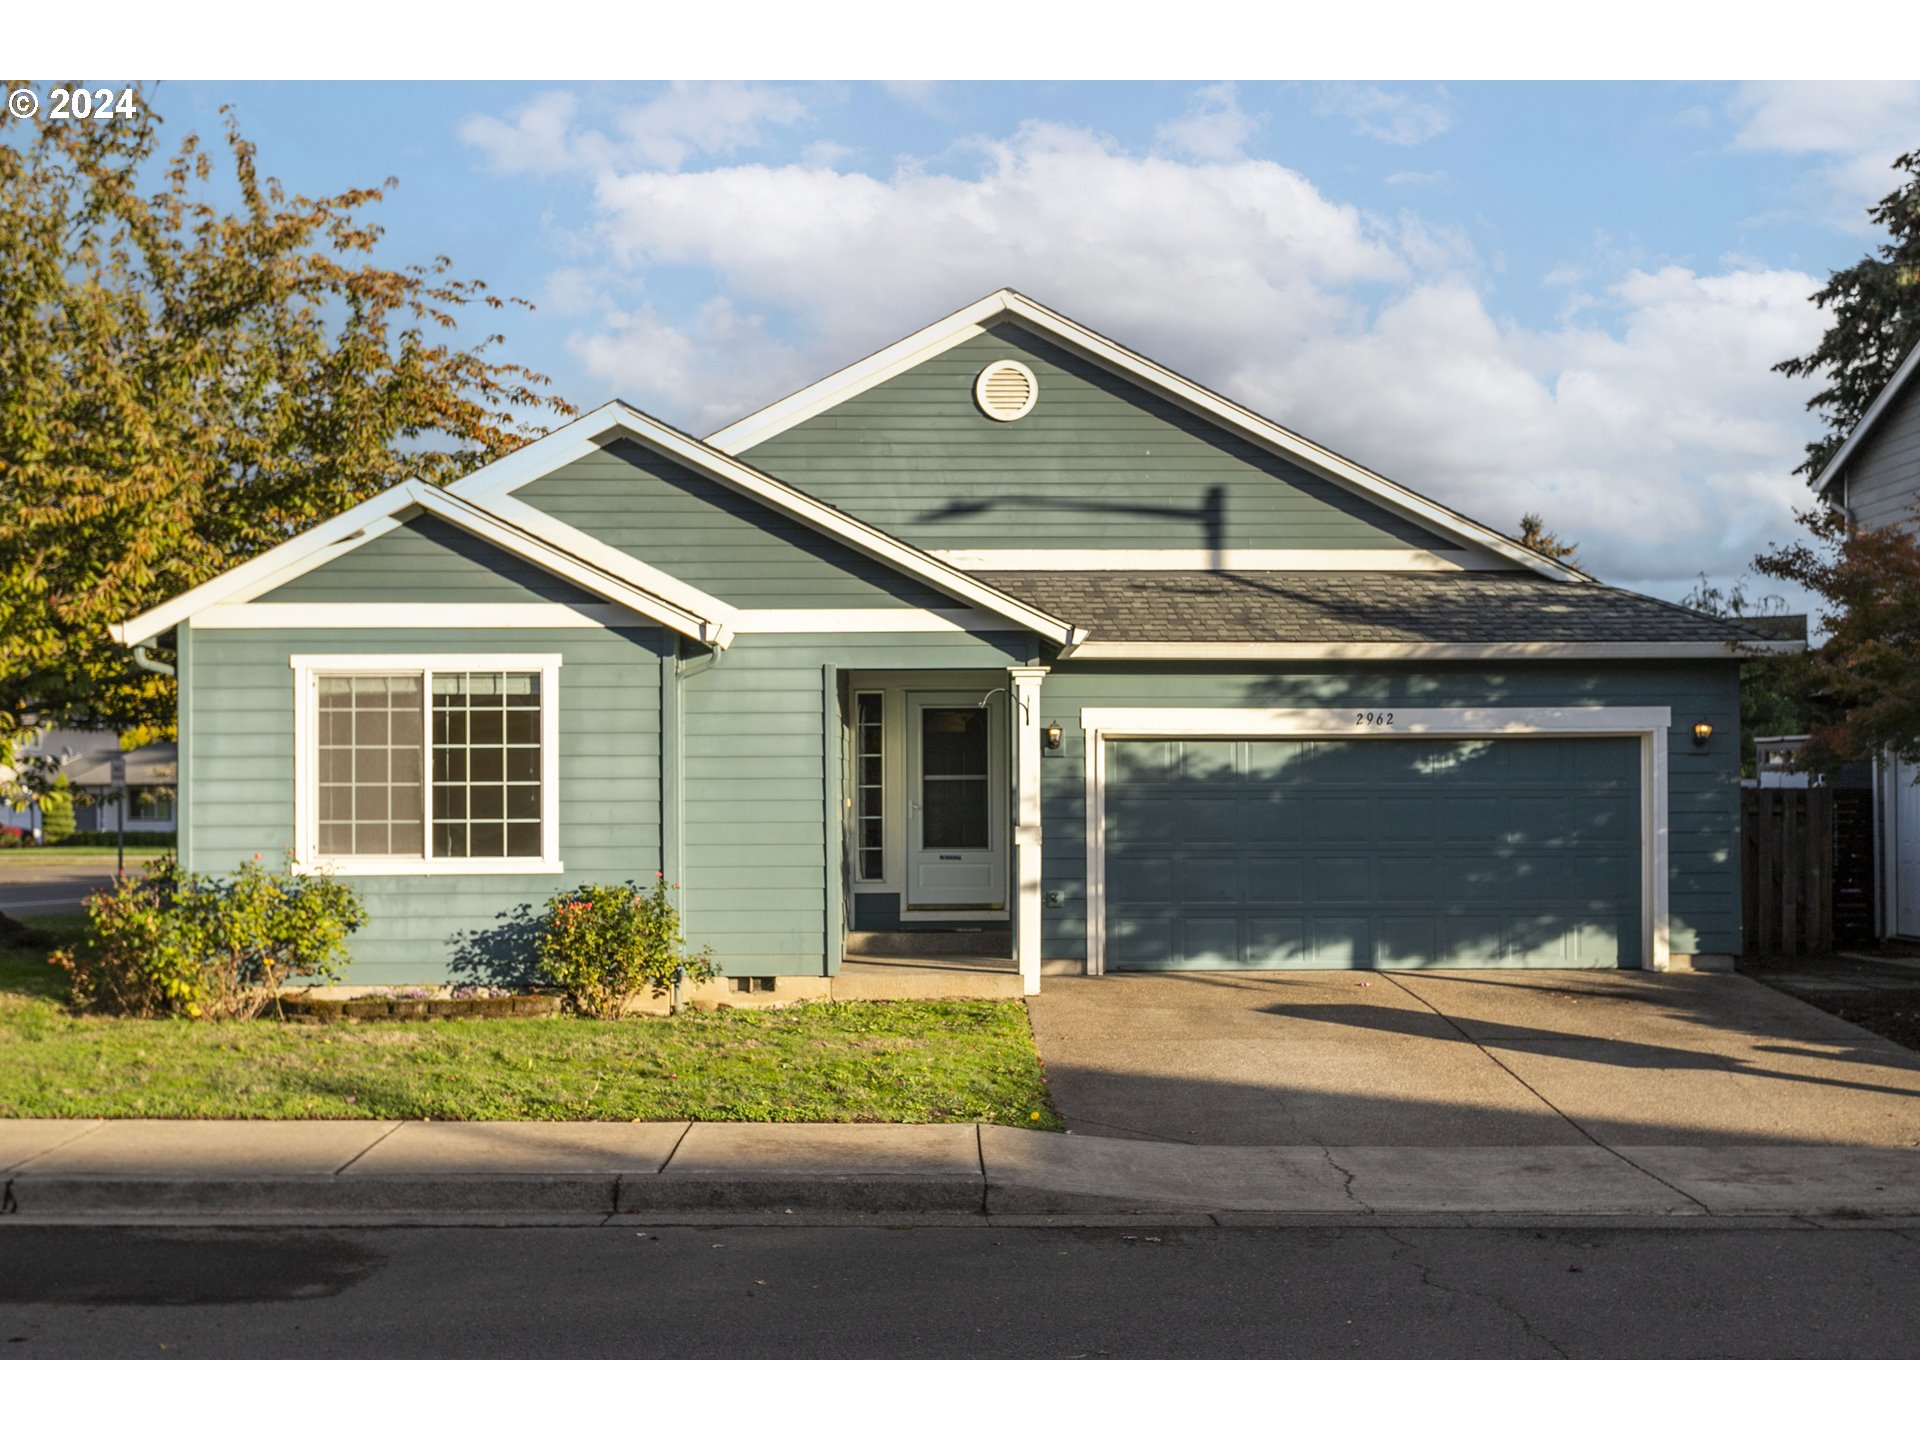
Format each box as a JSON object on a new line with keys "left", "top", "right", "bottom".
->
{"left": 288, "top": 652, "right": 564, "bottom": 878}
{"left": 1066, "top": 641, "right": 1798, "bottom": 662}
{"left": 704, "top": 289, "right": 1586, "bottom": 585}
{"left": 447, "top": 400, "right": 1083, "bottom": 649}
{"left": 1077, "top": 705, "right": 1673, "bottom": 977}
{"left": 200, "top": 603, "right": 635, "bottom": 630}
{"left": 112, "top": 481, "right": 734, "bottom": 649}
{"left": 931, "top": 548, "right": 1506, "bottom": 573}
{"left": 1815, "top": 339, "right": 1920, "bottom": 500}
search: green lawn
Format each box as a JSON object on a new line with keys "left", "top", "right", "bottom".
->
{"left": 0, "top": 918, "right": 1060, "bottom": 1127}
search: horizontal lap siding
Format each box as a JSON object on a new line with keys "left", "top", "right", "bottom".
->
{"left": 182, "top": 622, "right": 669, "bottom": 984}
{"left": 517, "top": 439, "right": 956, "bottom": 609}
{"left": 1035, "top": 661, "right": 1741, "bottom": 962}
{"left": 256, "top": 515, "right": 591, "bottom": 604}
{"left": 1845, "top": 383, "right": 1920, "bottom": 536}
{"left": 740, "top": 322, "right": 1459, "bottom": 554}
{"left": 679, "top": 632, "right": 1035, "bottom": 974}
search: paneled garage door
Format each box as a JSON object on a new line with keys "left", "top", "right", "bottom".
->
{"left": 1102, "top": 735, "right": 1643, "bottom": 970}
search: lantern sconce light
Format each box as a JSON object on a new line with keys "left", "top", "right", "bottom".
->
{"left": 1044, "top": 722, "right": 1064, "bottom": 752}
{"left": 1692, "top": 721, "right": 1714, "bottom": 746}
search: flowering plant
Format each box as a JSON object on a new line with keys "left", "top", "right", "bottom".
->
{"left": 51, "top": 853, "right": 365, "bottom": 1018}
{"left": 535, "top": 875, "right": 717, "bottom": 1019}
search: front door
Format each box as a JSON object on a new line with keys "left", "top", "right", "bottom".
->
{"left": 906, "top": 691, "right": 1007, "bottom": 910}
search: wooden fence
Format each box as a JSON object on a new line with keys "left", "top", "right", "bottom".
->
{"left": 1741, "top": 789, "right": 1834, "bottom": 957}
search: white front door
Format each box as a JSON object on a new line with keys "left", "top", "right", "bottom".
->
{"left": 905, "top": 690, "right": 1007, "bottom": 910}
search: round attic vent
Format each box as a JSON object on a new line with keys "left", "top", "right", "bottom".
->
{"left": 974, "top": 359, "right": 1038, "bottom": 422}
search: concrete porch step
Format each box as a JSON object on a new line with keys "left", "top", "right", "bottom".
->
{"left": 844, "top": 929, "right": 1012, "bottom": 960}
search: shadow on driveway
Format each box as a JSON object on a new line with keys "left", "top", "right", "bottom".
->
{"left": 1025, "top": 969, "right": 1920, "bottom": 1149}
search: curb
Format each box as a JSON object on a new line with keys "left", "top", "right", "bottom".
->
{"left": 9, "top": 1172, "right": 1920, "bottom": 1226}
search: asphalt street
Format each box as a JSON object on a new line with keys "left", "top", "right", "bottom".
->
{"left": 4, "top": 1221, "right": 1920, "bottom": 1358}
{"left": 0, "top": 858, "right": 120, "bottom": 916}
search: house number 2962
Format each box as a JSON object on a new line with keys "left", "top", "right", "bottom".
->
{"left": 1354, "top": 711, "right": 1394, "bottom": 728}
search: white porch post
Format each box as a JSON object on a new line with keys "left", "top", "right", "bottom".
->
{"left": 1008, "top": 665, "right": 1049, "bottom": 995}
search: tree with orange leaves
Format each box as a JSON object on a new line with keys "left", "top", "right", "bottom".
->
{"left": 0, "top": 85, "right": 572, "bottom": 768}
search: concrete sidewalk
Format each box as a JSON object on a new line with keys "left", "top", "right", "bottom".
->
{"left": 5, "top": 1119, "right": 1920, "bottom": 1224}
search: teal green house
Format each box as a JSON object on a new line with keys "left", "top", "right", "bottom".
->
{"left": 112, "top": 291, "right": 1793, "bottom": 993}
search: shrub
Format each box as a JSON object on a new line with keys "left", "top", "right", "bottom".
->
{"left": 535, "top": 876, "right": 717, "bottom": 1019}
{"left": 51, "top": 854, "right": 367, "bottom": 1018}
{"left": 39, "top": 778, "right": 75, "bottom": 844}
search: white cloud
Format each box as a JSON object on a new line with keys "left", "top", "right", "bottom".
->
{"left": 460, "top": 91, "right": 590, "bottom": 174}
{"left": 461, "top": 82, "right": 809, "bottom": 176}
{"left": 1314, "top": 83, "right": 1454, "bottom": 146}
{"left": 1729, "top": 81, "right": 1920, "bottom": 226}
{"left": 1156, "top": 82, "right": 1259, "bottom": 161}
{"left": 477, "top": 110, "right": 1826, "bottom": 596}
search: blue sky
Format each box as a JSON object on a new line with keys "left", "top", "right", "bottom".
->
{"left": 148, "top": 78, "right": 1920, "bottom": 604}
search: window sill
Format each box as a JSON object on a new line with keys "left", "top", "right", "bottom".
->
{"left": 292, "top": 858, "right": 565, "bottom": 878}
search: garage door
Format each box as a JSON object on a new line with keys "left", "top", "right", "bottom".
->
{"left": 1102, "top": 736, "right": 1642, "bottom": 970}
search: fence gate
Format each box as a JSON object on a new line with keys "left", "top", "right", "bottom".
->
{"left": 1741, "top": 789, "right": 1834, "bottom": 956}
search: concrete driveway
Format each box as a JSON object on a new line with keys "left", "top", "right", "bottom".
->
{"left": 1027, "top": 970, "right": 1920, "bottom": 1148}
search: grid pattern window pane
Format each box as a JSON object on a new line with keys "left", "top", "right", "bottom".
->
{"left": 432, "top": 671, "right": 542, "bottom": 859}
{"left": 855, "top": 693, "right": 884, "bottom": 880}
{"left": 316, "top": 675, "right": 424, "bottom": 857}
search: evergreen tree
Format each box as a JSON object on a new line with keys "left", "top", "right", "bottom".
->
{"left": 1775, "top": 147, "right": 1920, "bottom": 481}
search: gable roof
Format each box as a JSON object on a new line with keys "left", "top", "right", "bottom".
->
{"left": 1814, "top": 339, "right": 1920, "bottom": 500}
{"left": 114, "top": 401, "right": 1085, "bottom": 652}
{"left": 704, "top": 289, "right": 1591, "bottom": 585}
{"left": 447, "top": 400, "right": 1085, "bottom": 647}
{"left": 110, "top": 480, "right": 740, "bottom": 649}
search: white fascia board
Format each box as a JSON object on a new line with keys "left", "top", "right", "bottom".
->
{"left": 111, "top": 481, "right": 443, "bottom": 647}
{"left": 111, "top": 475, "right": 732, "bottom": 650}
{"left": 705, "top": 296, "right": 1004, "bottom": 453}
{"left": 419, "top": 490, "right": 728, "bottom": 645}
{"left": 1065, "top": 640, "right": 1801, "bottom": 661}
{"left": 442, "top": 401, "right": 637, "bottom": 504}
{"left": 704, "top": 288, "right": 1579, "bottom": 584}
{"left": 473, "top": 491, "right": 739, "bottom": 627}
{"left": 928, "top": 548, "right": 1509, "bottom": 572}
{"left": 993, "top": 292, "right": 1586, "bottom": 583}
{"left": 1814, "top": 340, "right": 1920, "bottom": 499}
{"left": 465, "top": 400, "right": 1082, "bottom": 648}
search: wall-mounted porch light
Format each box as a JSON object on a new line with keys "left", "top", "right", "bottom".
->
{"left": 1044, "top": 722, "right": 1064, "bottom": 752}
{"left": 1692, "top": 721, "right": 1714, "bottom": 745}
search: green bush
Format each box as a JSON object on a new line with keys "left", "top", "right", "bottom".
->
{"left": 536, "top": 876, "right": 717, "bottom": 1019}
{"left": 51, "top": 854, "right": 367, "bottom": 1018}
{"left": 39, "top": 779, "right": 75, "bottom": 844}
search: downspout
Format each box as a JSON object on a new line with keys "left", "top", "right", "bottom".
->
{"left": 132, "top": 644, "right": 175, "bottom": 677}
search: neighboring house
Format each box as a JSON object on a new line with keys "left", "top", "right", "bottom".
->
{"left": 110, "top": 290, "right": 1793, "bottom": 992}
{"left": 0, "top": 728, "right": 178, "bottom": 838}
{"left": 1814, "top": 340, "right": 1920, "bottom": 940}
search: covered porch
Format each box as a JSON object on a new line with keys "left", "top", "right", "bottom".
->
{"left": 838, "top": 664, "right": 1052, "bottom": 994}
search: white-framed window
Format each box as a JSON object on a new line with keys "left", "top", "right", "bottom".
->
{"left": 854, "top": 691, "right": 885, "bottom": 881}
{"left": 130, "top": 790, "right": 174, "bottom": 823}
{"left": 290, "top": 654, "right": 562, "bottom": 876}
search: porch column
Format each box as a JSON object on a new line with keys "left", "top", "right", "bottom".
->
{"left": 1008, "top": 665, "right": 1050, "bottom": 996}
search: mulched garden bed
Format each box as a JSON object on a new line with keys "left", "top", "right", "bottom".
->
{"left": 1739, "top": 946, "right": 1920, "bottom": 1052}
{"left": 278, "top": 993, "right": 563, "bottom": 1022}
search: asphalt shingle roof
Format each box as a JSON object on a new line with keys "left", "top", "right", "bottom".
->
{"left": 974, "top": 571, "right": 1787, "bottom": 647}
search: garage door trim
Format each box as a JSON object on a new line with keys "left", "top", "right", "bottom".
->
{"left": 1081, "top": 706, "right": 1672, "bottom": 975}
